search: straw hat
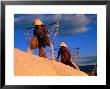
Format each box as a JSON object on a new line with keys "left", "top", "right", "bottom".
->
{"left": 59, "top": 42, "right": 68, "bottom": 47}
{"left": 34, "top": 18, "right": 43, "bottom": 25}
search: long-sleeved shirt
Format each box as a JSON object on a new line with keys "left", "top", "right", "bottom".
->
{"left": 57, "top": 47, "right": 71, "bottom": 63}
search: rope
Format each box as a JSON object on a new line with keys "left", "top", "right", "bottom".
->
{"left": 49, "top": 21, "right": 60, "bottom": 45}
{"left": 23, "top": 25, "right": 34, "bottom": 47}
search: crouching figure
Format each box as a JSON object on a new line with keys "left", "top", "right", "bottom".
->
{"left": 57, "top": 42, "right": 78, "bottom": 69}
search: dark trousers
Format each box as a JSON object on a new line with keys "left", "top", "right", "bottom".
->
{"left": 63, "top": 60, "right": 77, "bottom": 69}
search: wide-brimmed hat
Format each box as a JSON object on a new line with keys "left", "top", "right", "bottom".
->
{"left": 34, "top": 18, "right": 43, "bottom": 25}
{"left": 59, "top": 42, "right": 68, "bottom": 47}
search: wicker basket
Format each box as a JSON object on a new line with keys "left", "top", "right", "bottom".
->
{"left": 29, "top": 36, "right": 38, "bottom": 50}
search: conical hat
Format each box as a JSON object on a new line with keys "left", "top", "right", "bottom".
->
{"left": 34, "top": 19, "right": 43, "bottom": 25}
{"left": 59, "top": 42, "right": 68, "bottom": 47}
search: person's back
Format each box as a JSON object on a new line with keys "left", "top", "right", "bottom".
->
{"left": 58, "top": 46, "right": 71, "bottom": 63}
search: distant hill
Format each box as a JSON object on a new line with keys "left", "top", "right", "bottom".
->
{"left": 79, "top": 65, "right": 96, "bottom": 72}
{"left": 79, "top": 65, "right": 97, "bottom": 76}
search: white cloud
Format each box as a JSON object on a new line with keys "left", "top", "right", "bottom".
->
{"left": 73, "top": 14, "right": 91, "bottom": 26}
{"left": 73, "top": 27, "right": 89, "bottom": 33}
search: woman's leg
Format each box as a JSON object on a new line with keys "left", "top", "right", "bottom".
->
{"left": 39, "top": 47, "right": 47, "bottom": 58}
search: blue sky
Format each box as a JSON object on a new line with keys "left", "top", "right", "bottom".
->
{"left": 14, "top": 14, "right": 97, "bottom": 65}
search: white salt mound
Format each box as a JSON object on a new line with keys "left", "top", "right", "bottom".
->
{"left": 14, "top": 48, "right": 88, "bottom": 76}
